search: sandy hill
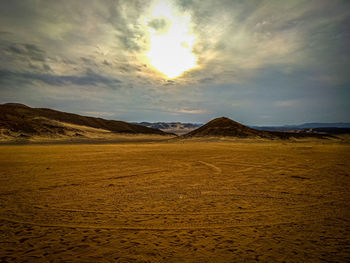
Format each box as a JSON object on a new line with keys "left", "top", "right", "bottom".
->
{"left": 0, "top": 103, "right": 170, "bottom": 140}
{"left": 183, "top": 117, "right": 329, "bottom": 139}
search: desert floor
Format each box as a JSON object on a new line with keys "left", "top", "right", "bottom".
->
{"left": 0, "top": 140, "right": 349, "bottom": 262}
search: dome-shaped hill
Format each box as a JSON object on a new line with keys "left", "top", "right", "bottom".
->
{"left": 184, "top": 117, "right": 271, "bottom": 138}
{"left": 183, "top": 117, "right": 330, "bottom": 139}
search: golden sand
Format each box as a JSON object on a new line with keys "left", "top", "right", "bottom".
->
{"left": 0, "top": 140, "right": 349, "bottom": 262}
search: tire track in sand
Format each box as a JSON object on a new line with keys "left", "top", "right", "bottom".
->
{"left": 197, "top": 161, "right": 222, "bottom": 174}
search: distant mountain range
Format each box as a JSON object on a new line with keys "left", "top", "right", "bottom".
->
{"left": 136, "top": 122, "right": 202, "bottom": 135}
{"left": 252, "top": 123, "right": 350, "bottom": 130}
{"left": 252, "top": 123, "right": 350, "bottom": 135}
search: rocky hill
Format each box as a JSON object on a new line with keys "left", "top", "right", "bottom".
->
{"left": 183, "top": 117, "right": 329, "bottom": 139}
{"left": 0, "top": 103, "right": 170, "bottom": 141}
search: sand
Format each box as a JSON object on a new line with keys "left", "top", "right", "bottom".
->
{"left": 0, "top": 140, "right": 349, "bottom": 262}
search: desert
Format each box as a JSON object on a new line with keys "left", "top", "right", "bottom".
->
{"left": 1, "top": 0, "right": 350, "bottom": 261}
{"left": 1, "top": 137, "right": 350, "bottom": 262}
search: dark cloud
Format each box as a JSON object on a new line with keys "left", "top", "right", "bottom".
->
{"left": 5, "top": 43, "right": 46, "bottom": 61}
{"left": 148, "top": 18, "right": 170, "bottom": 34}
{"left": 199, "top": 77, "right": 214, "bottom": 84}
{"left": 105, "top": 1, "right": 149, "bottom": 52}
{"left": 0, "top": 69, "right": 122, "bottom": 88}
{"left": 80, "top": 57, "right": 98, "bottom": 67}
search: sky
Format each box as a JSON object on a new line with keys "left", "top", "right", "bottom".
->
{"left": 0, "top": 0, "right": 349, "bottom": 125}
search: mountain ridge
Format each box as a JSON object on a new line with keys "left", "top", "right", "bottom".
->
{"left": 0, "top": 103, "right": 171, "bottom": 138}
{"left": 135, "top": 122, "right": 202, "bottom": 135}
{"left": 252, "top": 122, "right": 350, "bottom": 130}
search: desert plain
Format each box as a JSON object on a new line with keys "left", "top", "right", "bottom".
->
{"left": 0, "top": 138, "right": 350, "bottom": 262}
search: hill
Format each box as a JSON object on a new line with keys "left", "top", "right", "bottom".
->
{"left": 184, "top": 117, "right": 270, "bottom": 138}
{"left": 183, "top": 117, "right": 329, "bottom": 139}
{"left": 0, "top": 103, "right": 171, "bottom": 141}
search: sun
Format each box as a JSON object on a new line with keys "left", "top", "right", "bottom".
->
{"left": 145, "top": 0, "right": 197, "bottom": 78}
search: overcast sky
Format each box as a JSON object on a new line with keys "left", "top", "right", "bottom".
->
{"left": 0, "top": 0, "right": 349, "bottom": 125}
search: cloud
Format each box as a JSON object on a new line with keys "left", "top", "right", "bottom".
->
{"left": 274, "top": 100, "right": 300, "bottom": 107}
{"left": 0, "top": 69, "right": 122, "bottom": 88}
{"left": 0, "top": 0, "right": 349, "bottom": 124}
{"left": 5, "top": 43, "right": 46, "bottom": 62}
{"left": 1, "top": 0, "right": 348, "bottom": 85}
{"left": 82, "top": 111, "right": 115, "bottom": 117}
{"left": 175, "top": 0, "right": 350, "bottom": 85}
{"left": 148, "top": 18, "right": 171, "bottom": 33}
{"left": 176, "top": 109, "right": 205, "bottom": 114}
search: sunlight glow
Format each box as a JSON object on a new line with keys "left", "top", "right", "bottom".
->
{"left": 145, "top": 0, "right": 197, "bottom": 78}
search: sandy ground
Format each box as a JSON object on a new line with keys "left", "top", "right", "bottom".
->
{"left": 0, "top": 140, "right": 349, "bottom": 262}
